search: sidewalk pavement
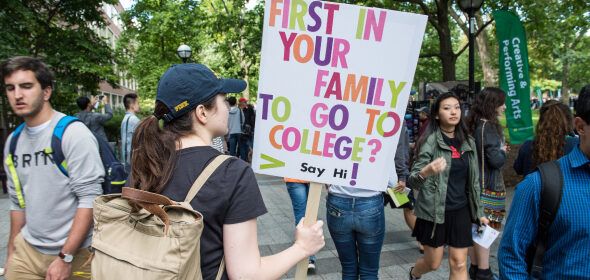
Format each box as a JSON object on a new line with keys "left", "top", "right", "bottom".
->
{"left": 0, "top": 174, "right": 513, "bottom": 279}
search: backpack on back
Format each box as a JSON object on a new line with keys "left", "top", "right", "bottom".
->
{"left": 5, "top": 116, "right": 127, "bottom": 203}
{"left": 92, "top": 155, "right": 230, "bottom": 280}
{"left": 525, "top": 160, "right": 564, "bottom": 278}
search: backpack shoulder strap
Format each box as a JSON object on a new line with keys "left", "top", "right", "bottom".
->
{"left": 50, "top": 116, "right": 82, "bottom": 177}
{"left": 531, "top": 160, "right": 563, "bottom": 275}
{"left": 8, "top": 123, "right": 26, "bottom": 155}
{"left": 5, "top": 123, "right": 27, "bottom": 208}
{"left": 215, "top": 258, "right": 225, "bottom": 280}
{"left": 184, "top": 155, "right": 232, "bottom": 203}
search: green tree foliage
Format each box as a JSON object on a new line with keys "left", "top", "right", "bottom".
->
{"left": 520, "top": 0, "right": 589, "bottom": 99}
{"left": 118, "top": 0, "right": 264, "bottom": 105}
{"left": 0, "top": 0, "right": 120, "bottom": 114}
{"left": 117, "top": 0, "right": 207, "bottom": 104}
{"left": 200, "top": 0, "right": 264, "bottom": 100}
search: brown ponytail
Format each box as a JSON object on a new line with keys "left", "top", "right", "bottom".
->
{"left": 129, "top": 97, "right": 219, "bottom": 194}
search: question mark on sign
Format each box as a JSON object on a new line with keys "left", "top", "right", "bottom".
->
{"left": 367, "top": 139, "right": 382, "bottom": 163}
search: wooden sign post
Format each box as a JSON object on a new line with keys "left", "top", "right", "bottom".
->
{"left": 294, "top": 182, "right": 323, "bottom": 280}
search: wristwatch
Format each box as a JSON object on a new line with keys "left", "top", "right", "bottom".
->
{"left": 58, "top": 251, "right": 74, "bottom": 263}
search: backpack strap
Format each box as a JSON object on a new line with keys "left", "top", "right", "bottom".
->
{"left": 121, "top": 187, "right": 175, "bottom": 234}
{"left": 5, "top": 123, "right": 27, "bottom": 208}
{"left": 215, "top": 258, "right": 225, "bottom": 280}
{"left": 530, "top": 161, "right": 563, "bottom": 277}
{"left": 185, "top": 154, "right": 231, "bottom": 280}
{"left": 480, "top": 120, "right": 487, "bottom": 190}
{"left": 50, "top": 116, "right": 81, "bottom": 176}
{"left": 184, "top": 155, "right": 232, "bottom": 203}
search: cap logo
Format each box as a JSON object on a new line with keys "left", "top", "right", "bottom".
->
{"left": 175, "top": 100, "right": 189, "bottom": 112}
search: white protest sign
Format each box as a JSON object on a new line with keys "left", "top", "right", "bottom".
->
{"left": 253, "top": 0, "right": 427, "bottom": 191}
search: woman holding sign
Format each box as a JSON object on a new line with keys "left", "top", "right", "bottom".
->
{"left": 407, "top": 92, "right": 488, "bottom": 280}
{"left": 129, "top": 63, "right": 325, "bottom": 279}
{"left": 466, "top": 87, "right": 508, "bottom": 280}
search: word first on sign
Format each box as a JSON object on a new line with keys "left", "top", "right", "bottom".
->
{"left": 253, "top": 0, "right": 427, "bottom": 191}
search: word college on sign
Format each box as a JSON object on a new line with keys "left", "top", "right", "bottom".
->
{"left": 253, "top": 0, "right": 427, "bottom": 191}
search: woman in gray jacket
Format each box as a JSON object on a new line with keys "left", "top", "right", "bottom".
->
{"left": 466, "top": 87, "right": 508, "bottom": 280}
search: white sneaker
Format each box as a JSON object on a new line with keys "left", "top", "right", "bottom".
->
{"left": 307, "top": 260, "right": 316, "bottom": 273}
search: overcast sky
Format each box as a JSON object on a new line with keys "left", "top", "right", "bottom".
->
{"left": 120, "top": 0, "right": 133, "bottom": 9}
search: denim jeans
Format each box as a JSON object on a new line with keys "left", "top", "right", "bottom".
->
{"left": 228, "top": 134, "right": 249, "bottom": 161}
{"left": 326, "top": 193, "right": 385, "bottom": 280}
{"left": 286, "top": 182, "right": 316, "bottom": 262}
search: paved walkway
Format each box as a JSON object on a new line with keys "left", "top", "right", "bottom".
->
{"left": 0, "top": 174, "right": 512, "bottom": 279}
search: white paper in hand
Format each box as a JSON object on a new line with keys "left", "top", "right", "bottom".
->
{"left": 471, "top": 224, "right": 500, "bottom": 249}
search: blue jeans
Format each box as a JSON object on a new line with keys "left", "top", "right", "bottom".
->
{"left": 326, "top": 193, "right": 385, "bottom": 280}
{"left": 228, "top": 134, "right": 249, "bottom": 161}
{"left": 286, "top": 182, "right": 316, "bottom": 262}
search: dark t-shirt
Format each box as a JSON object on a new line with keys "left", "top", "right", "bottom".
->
{"left": 442, "top": 134, "right": 468, "bottom": 211}
{"left": 161, "top": 146, "right": 267, "bottom": 280}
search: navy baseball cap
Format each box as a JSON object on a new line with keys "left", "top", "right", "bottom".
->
{"left": 156, "top": 63, "right": 247, "bottom": 122}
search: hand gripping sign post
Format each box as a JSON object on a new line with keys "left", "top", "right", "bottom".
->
{"left": 253, "top": 0, "right": 426, "bottom": 278}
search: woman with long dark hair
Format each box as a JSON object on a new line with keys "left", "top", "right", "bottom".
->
{"left": 408, "top": 92, "right": 488, "bottom": 280}
{"left": 466, "top": 87, "right": 507, "bottom": 280}
{"left": 129, "top": 63, "right": 325, "bottom": 279}
{"left": 514, "top": 100, "right": 578, "bottom": 176}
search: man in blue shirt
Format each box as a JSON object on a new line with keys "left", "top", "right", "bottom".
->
{"left": 499, "top": 85, "right": 590, "bottom": 279}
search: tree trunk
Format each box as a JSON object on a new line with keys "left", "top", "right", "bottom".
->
{"left": 475, "top": 14, "right": 497, "bottom": 86}
{"left": 436, "top": 0, "right": 456, "bottom": 81}
{"left": 561, "top": 58, "right": 570, "bottom": 104}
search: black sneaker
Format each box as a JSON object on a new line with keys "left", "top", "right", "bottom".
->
{"left": 476, "top": 268, "right": 499, "bottom": 280}
{"left": 469, "top": 265, "right": 478, "bottom": 280}
{"left": 409, "top": 267, "right": 421, "bottom": 280}
{"left": 307, "top": 259, "right": 316, "bottom": 274}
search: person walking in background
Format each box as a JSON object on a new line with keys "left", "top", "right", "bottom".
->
{"left": 75, "top": 94, "right": 113, "bottom": 143}
{"left": 416, "top": 106, "right": 430, "bottom": 139}
{"left": 2, "top": 56, "right": 104, "bottom": 279}
{"left": 211, "top": 136, "right": 227, "bottom": 154}
{"left": 239, "top": 97, "right": 255, "bottom": 161}
{"left": 499, "top": 85, "right": 590, "bottom": 279}
{"left": 513, "top": 100, "right": 578, "bottom": 176}
{"left": 408, "top": 92, "right": 488, "bottom": 280}
{"left": 326, "top": 183, "right": 385, "bottom": 279}
{"left": 120, "top": 93, "right": 140, "bottom": 168}
{"left": 284, "top": 178, "right": 317, "bottom": 273}
{"left": 385, "top": 125, "right": 424, "bottom": 254}
{"left": 128, "top": 63, "right": 324, "bottom": 279}
{"left": 466, "top": 87, "right": 508, "bottom": 280}
{"left": 226, "top": 96, "right": 248, "bottom": 161}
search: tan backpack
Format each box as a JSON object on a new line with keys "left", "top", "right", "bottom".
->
{"left": 91, "top": 155, "right": 231, "bottom": 280}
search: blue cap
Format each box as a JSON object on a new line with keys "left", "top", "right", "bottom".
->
{"left": 156, "top": 63, "right": 247, "bottom": 122}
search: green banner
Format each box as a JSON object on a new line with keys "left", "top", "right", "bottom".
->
{"left": 493, "top": 10, "right": 534, "bottom": 144}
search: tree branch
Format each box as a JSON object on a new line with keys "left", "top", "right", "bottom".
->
{"left": 455, "top": 18, "right": 494, "bottom": 57}
{"left": 448, "top": 7, "right": 468, "bottom": 35}
{"left": 420, "top": 53, "right": 440, "bottom": 59}
{"left": 219, "top": 0, "right": 231, "bottom": 15}
{"left": 391, "top": 0, "right": 440, "bottom": 33}
{"left": 570, "top": 26, "right": 589, "bottom": 50}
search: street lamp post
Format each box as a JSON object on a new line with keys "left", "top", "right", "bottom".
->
{"left": 458, "top": 0, "right": 484, "bottom": 98}
{"left": 177, "top": 44, "right": 192, "bottom": 63}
